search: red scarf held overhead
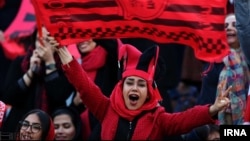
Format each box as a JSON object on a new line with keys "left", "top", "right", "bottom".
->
{"left": 80, "top": 46, "right": 107, "bottom": 80}
{"left": 32, "top": 0, "right": 229, "bottom": 62}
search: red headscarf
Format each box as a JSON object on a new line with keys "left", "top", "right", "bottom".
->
{"left": 110, "top": 40, "right": 161, "bottom": 121}
{"left": 110, "top": 81, "right": 159, "bottom": 121}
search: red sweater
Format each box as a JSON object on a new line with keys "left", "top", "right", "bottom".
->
{"left": 62, "top": 59, "right": 215, "bottom": 140}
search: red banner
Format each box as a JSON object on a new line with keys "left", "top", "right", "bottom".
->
{"left": 31, "top": 0, "right": 229, "bottom": 62}
{"left": 1, "top": 0, "right": 36, "bottom": 60}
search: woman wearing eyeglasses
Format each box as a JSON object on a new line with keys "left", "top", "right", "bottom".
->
{"left": 16, "top": 109, "right": 55, "bottom": 140}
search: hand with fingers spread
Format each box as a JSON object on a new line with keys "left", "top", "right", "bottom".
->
{"left": 209, "top": 80, "right": 232, "bottom": 116}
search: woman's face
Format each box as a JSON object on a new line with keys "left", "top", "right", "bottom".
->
{"left": 54, "top": 114, "right": 76, "bottom": 140}
{"left": 19, "top": 113, "right": 42, "bottom": 140}
{"left": 207, "top": 131, "right": 220, "bottom": 141}
{"left": 76, "top": 39, "right": 96, "bottom": 54}
{"left": 225, "top": 14, "right": 239, "bottom": 49}
{"left": 123, "top": 76, "right": 148, "bottom": 110}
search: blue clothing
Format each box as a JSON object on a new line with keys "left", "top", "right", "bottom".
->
{"left": 235, "top": 0, "right": 250, "bottom": 66}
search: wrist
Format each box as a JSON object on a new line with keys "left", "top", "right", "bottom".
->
{"left": 26, "top": 72, "right": 32, "bottom": 79}
{"left": 209, "top": 105, "right": 218, "bottom": 117}
{"left": 45, "top": 63, "right": 56, "bottom": 70}
{"left": 45, "top": 60, "right": 55, "bottom": 65}
{"left": 26, "top": 70, "right": 33, "bottom": 80}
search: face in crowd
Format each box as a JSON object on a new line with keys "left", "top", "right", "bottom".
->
{"left": 53, "top": 113, "right": 76, "bottom": 140}
{"left": 123, "top": 76, "right": 149, "bottom": 110}
{"left": 19, "top": 113, "right": 43, "bottom": 140}
{"left": 225, "top": 14, "right": 240, "bottom": 49}
{"left": 207, "top": 130, "right": 220, "bottom": 141}
{"left": 76, "top": 39, "right": 96, "bottom": 54}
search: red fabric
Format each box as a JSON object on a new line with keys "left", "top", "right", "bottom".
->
{"left": 244, "top": 85, "right": 250, "bottom": 124}
{"left": 46, "top": 118, "right": 55, "bottom": 140}
{"left": 118, "top": 42, "right": 162, "bottom": 100}
{"left": 68, "top": 44, "right": 81, "bottom": 59}
{"left": 0, "top": 40, "right": 26, "bottom": 60}
{"left": 40, "top": 88, "right": 48, "bottom": 113}
{"left": 62, "top": 59, "right": 216, "bottom": 139}
{"left": 0, "top": 0, "right": 5, "bottom": 9}
{"left": 32, "top": 0, "right": 229, "bottom": 62}
{"left": 80, "top": 110, "right": 91, "bottom": 140}
{"left": 81, "top": 46, "right": 107, "bottom": 80}
{"left": 79, "top": 46, "right": 107, "bottom": 139}
{"left": 110, "top": 81, "right": 159, "bottom": 121}
{"left": 101, "top": 105, "right": 214, "bottom": 140}
{"left": 1, "top": 0, "right": 36, "bottom": 60}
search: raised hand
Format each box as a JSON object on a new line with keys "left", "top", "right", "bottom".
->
{"left": 46, "top": 35, "right": 73, "bottom": 65}
{"left": 30, "top": 49, "right": 42, "bottom": 73}
{"left": 209, "top": 80, "right": 232, "bottom": 116}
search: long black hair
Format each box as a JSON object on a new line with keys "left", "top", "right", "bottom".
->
{"left": 51, "top": 106, "right": 83, "bottom": 141}
{"left": 16, "top": 109, "right": 54, "bottom": 140}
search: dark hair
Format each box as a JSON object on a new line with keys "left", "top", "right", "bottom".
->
{"left": 51, "top": 106, "right": 83, "bottom": 141}
{"left": 184, "top": 124, "right": 219, "bottom": 141}
{"left": 16, "top": 109, "right": 53, "bottom": 140}
{"left": 21, "top": 28, "right": 62, "bottom": 74}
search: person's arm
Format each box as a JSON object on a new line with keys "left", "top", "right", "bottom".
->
{"left": 158, "top": 80, "right": 232, "bottom": 136}
{"left": 2, "top": 57, "right": 32, "bottom": 106}
{"left": 35, "top": 34, "right": 76, "bottom": 112}
{"left": 47, "top": 36, "right": 110, "bottom": 121}
{"left": 44, "top": 68, "right": 75, "bottom": 111}
{"left": 235, "top": 0, "right": 250, "bottom": 66}
{"left": 22, "top": 49, "right": 39, "bottom": 86}
{"left": 57, "top": 46, "right": 110, "bottom": 121}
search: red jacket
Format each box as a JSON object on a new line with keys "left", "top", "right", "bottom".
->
{"left": 62, "top": 59, "right": 215, "bottom": 140}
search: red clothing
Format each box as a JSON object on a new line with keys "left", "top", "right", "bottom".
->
{"left": 78, "top": 45, "right": 108, "bottom": 139}
{"left": 62, "top": 59, "right": 215, "bottom": 140}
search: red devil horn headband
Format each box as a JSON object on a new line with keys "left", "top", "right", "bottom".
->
{"left": 117, "top": 39, "right": 159, "bottom": 81}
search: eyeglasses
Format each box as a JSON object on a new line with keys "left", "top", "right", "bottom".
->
{"left": 19, "top": 121, "right": 42, "bottom": 133}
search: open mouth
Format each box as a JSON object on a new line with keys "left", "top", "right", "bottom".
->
{"left": 129, "top": 94, "right": 139, "bottom": 101}
{"left": 227, "top": 33, "right": 236, "bottom": 37}
{"left": 21, "top": 135, "right": 31, "bottom": 140}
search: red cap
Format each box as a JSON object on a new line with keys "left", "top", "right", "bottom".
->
{"left": 118, "top": 39, "right": 162, "bottom": 100}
